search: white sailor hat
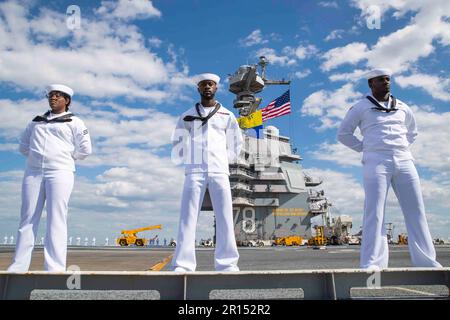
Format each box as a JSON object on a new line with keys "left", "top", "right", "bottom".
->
{"left": 196, "top": 73, "right": 220, "bottom": 85}
{"left": 364, "top": 68, "right": 392, "bottom": 80}
{"left": 46, "top": 84, "right": 74, "bottom": 97}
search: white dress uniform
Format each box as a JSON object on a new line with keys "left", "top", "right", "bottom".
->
{"left": 337, "top": 71, "right": 441, "bottom": 269}
{"left": 171, "top": 95, "right": 243, "bottom": 272}
{"left": 8, "top": 85, "right": 92, "bottom": 272}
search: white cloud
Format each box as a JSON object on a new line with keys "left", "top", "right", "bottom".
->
{"left": 324, "top": 29, "right": 345, "bottom": 41}
{"left": 0, "top": 1, "right": 191, "bottom": 102}
{"left": 318, "top": 1, "right": 339, "bottom": 8}
{"left": 96, "top": 0, "right": 162, "bottom": 20}
{"left": 351, "top": 0, "right": 422, "bottom": 20}
{"left": 284, "top": 44, "right": 319, "bottom": 60}
{"left": 256, "top": 44, "right": 318, "bottom": 67}
{"left": 409, "top": 106, "right": 450, "bottom": 172}
{"left": 95, "top": 163, "right": 183, "bottom": 200}
{"left": 438, "top": 21, "right": 450, "bottom": 45}
{"left": 29, "top": 8, "right": 71, "bottom": 41}
{"left": 420, "top": 178, "right": 450, "bottom": 209}
{"left": 293, "top": 69, "right": 311, "bottom": 79}
{"left": 239, "top": 29, "right": 269, "bottom": 47}
{"left": 0, "top": 98, "right": 179, "bottom": 149}
{"left": 0, "top": 98, "right": 46, "bottom": 139}
{"left": 308, "top": 142, "right": 362, "bottom": 167}
{"left": 322, "top": 0, "right": 450, "bottom": 73}
{"left": 301, "top": 83, "right": 363, "bottom": 130}
{"left": 328, "top": 69, "right": 368, "bottom": 82}
{"left": 268, "top": 33, "right": 282, "bottom": 42}
{"left": 82, "top": 109, "right": 179, "bottom": 150}
{"left": 396, "top": 73, "right": 450, "bottom": 102}
{"left": 256, "top": 48, "right": 296, "bottom": 67}
{"left": 148, "top": 36, "right": 163, "bottom": 47}
{"left": 321, "top": 42, "right": 368, "bottom": 71}
{"left": 365, "top": 24, "right": 435, "bottom": 73}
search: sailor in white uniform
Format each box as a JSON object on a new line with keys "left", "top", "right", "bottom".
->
{"left": 8, "top": 84, "right": 92, "bottom": 272}
{"left": 171, "top": 73, "right": 242, "bottom": 272}
{"left": 337, "top": 69, "right": 441, "bottom": 269}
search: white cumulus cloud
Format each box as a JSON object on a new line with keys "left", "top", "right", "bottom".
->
{"left": 321, "top": 0, "right": 450, "bottom": 73}
{"left": 396, "top": 73, "right": 450, "bottom": 102}
{"left": 239, "top": 29, "right": 269, "bottom": 47}
{"left": 0, "top": 1, "right": 191, "bottom": 102}
{"left": 301, "top": 84, "right": 363, "bottom": 130}
{"left": 96, "top": 0, "right": 162, "bottom": 20}
{"left": 324, "top": 29, "right": 345, "bottom": 41}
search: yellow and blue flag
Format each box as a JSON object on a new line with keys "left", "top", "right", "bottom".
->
{"left": 237, "top": 110, "right": 263, "bottom": 129}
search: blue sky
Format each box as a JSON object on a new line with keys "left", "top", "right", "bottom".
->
{"left": 0, "top": 0, "right": 449, "bottom": 245}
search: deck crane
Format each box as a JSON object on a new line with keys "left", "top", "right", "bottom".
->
{"left": 116, "top": 224, "right": 162, "bottom": 247}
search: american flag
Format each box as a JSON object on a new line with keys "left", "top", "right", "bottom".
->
{"left": 261, "top": 90, "right": 291, "bottom": 121}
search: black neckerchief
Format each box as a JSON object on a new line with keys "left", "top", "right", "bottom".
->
{"left": 183, "top": 102, "right": 220, "bottom": 126}
{"left": 32, "top": 111, "right": 74, "bottom": 123}
{"left": 367, "top": 95, "right": 398, "bottom": 113}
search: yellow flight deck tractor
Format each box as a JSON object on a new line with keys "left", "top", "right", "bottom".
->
{"left": 308, "top": 225, "right": 326, "bottom": 246}
{"left": 397, "top": 233, "right": 408, "bottom": 245}
{"left": 116, "top": 224, "right": 162, "bottom": 247}
{"left": 274, "top": 235, "right": 303, "bottom": 246}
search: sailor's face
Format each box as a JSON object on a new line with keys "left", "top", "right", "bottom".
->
{"left": 47, "top": 91, "right": 68, "bottom": 113}
{"left": 369, "top": 75, "right": 391, "bottom": 94}
{"left": 198, "top": 80, "right": 217, "bottom": 99}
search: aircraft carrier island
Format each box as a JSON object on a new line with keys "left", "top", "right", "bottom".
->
{"left": 201, "top": 57, "right": 335, "bottom": 247}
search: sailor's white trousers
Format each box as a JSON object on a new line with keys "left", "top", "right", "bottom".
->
{"left": 172, "top": 173, "right": 239, "bottom": 272}
{"left": 360, "top": 153, "right": 441, "bottom": 269}
{"left": 8, "top": 168, "right": 74, "bottom": 272}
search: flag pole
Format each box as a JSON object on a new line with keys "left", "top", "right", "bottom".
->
{"left": 289, "top": 84, "right": 292, "bottom": 144}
